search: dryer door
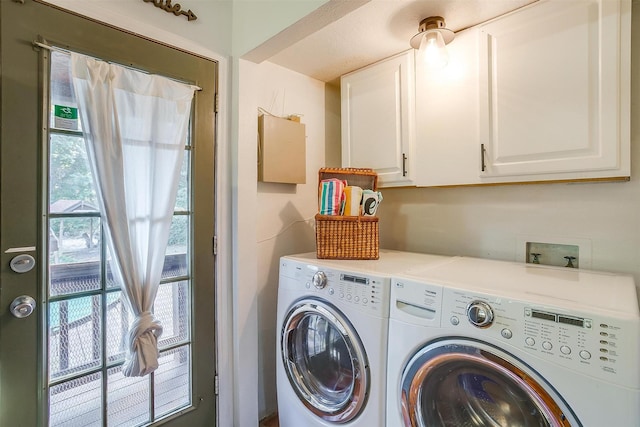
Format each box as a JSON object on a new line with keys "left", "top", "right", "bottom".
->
{"left": 401, "top": 339, "right": 579, "bottom": 427}
{"left": 281, "top": 298, "right": 370, "bottom": 423}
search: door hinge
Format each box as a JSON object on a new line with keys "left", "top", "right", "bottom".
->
{"left": 214, "top": 375, "right": 219, "bottom": 395}
{"left": 213, "top": 235, "right": 218, "bottom": 256}
{"left": 214, "top": 92, "right": 219, "bottom": 113}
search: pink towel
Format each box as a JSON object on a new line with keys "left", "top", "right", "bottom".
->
{"left": 319, "top": 179, "right": 347, "bottom": 215}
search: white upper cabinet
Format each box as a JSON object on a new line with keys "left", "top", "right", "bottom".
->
{"left": 344, "top": 0, "right": 630, "bottom": 187}
{"left": 477, "top": 0, "right": 631, "bottom": 183}
{"left": 415, "top": 26, "right": 482, "bottom": 187}
{"left": 341, "top": 50, "right": 415, "bottom": 187}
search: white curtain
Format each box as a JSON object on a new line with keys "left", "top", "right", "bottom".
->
{"left": 70, "top": 53, "right": 196, "bottom": 377}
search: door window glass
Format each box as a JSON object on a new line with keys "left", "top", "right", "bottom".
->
{"left": 418, "top": 359, "right": 551, "bottom": 426}
{"left": 401, "top": 342, "right": 574, "bottom": 427}
{"left": 46, "top": 49, "right": 193, "bottom": 426}
{"left": 282, "top": 301, "right": 369, "bottom": 422}
{"left": 294, "top": 312, "right": 354, "bottom": 403}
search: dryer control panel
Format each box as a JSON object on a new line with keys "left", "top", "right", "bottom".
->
{"left": 280, "top": 258, "right": 391, "bottom": 316}
{"left": 440, "top": 287, "right": 640, "bottom": 389}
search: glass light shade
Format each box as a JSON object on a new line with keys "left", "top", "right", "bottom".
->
{"left": 419, "top": 31, "right": 449, "bottom": 69}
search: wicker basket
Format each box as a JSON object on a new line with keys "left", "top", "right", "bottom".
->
{"left": 315, "top": 168, "right": 379, "bottom": 260}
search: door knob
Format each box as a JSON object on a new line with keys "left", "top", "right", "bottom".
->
{"left": 10, "top": 295, "right": 36, "bottom": 318}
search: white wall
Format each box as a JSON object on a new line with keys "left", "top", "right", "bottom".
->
{"left": 40, "top": 0, "right": 233, "bottom": 56}
{"left": 233, "top": 58, "right": 260, "bottom": 426}
{"left": 379, "top": 179, "right": 640, "bottom": 277}
{"left": 39, "top": 0, "right": 329, "bottom": 58}
{"left": 251, "top": 62, "right": 334, "bottom": 417}
{"left": 232, "top": 0, "right": 328, "bottom": 56}
{"left": 378, "top": 3, "right": 640, "bottom": 287}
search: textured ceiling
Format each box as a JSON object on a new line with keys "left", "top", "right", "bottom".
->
{"left": 258, "top": 0, "right": 537, "bottom": 84}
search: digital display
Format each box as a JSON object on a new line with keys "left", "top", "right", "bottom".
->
{"left": 531, "top": 310, "right": 556, "bottom": 322}
{"left": 527, "top": 308, "right": 587, "bottom": 328}
{"left": 341, "top": 274, "right": 369, "bottom": 285}
{"left": 558, "top": 315, "right": 584, "bottom": 327}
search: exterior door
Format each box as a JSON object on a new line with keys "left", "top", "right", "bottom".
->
{"left": 400, "top": 339, "right": 578, "bottom": 427}
{"left": 280, "top": 298, "right": 370, "bottom": 423}
{"left": 0, "top": 1, "right": 217, "bottom": 426}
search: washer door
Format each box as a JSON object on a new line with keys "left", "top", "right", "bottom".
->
{"left": 281, "top": 298, "right": 370, "bottom": 423}
{"left": 401, "top": 339, "right": 579, "bottom": 427}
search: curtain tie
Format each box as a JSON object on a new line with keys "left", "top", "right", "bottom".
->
{"left": 122, "top": 311, "right": 164, "bottom": 377}
{"left": 128, "top": 311, "right": 163, "bottom": 351}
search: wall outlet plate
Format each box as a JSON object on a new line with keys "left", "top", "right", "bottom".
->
{"left": 516, "top": 235, "right": 592, "bottom": 269}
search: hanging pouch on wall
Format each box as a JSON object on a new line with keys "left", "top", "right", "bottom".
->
{"left": 258, "top": 114, "right": 306, "bottom": 184}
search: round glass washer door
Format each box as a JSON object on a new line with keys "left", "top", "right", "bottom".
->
{"left": 281, "top": 298, "right": 370, "bottom": 423}
{"left": 400, "top": 339, "right": 579, "bottom": 427}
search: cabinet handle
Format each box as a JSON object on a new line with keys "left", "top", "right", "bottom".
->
{"left": 402, "top": 153, "right": 407, "bottom": 177}
{"left": 480, "top": 144, "right": 486, "bottom": 172}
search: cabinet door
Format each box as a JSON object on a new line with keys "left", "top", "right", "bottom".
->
{"left": 416, "top": 27, "right": 481, "bottom": 187}
{"left": 478, "top": 0, "right": 630, "bottom": 181}
{"left": 341, "top": 51, "right": 415, "bottom": 187}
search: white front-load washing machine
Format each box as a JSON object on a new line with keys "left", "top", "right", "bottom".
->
{"left": 386, "top": 257, "right": 640, "bottom": 427}
{"left": 276, "top": 250, "right": 450, "bottom": 426}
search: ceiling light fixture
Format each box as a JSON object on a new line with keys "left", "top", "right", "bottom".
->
{"left": 410, "top": 16, "right": 454, "bottom": 69}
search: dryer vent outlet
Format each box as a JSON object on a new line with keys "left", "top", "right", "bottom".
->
{"left": 526, "top": 242, "right": 579, "bottom": 268}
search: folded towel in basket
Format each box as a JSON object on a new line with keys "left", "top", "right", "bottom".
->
{"left": 319, "top": 178, "right": 347, "bottom": 215}
{"left": 362, "top": 189, "right": 383, "bottom": 216}
{"left": 343, "top": 186, "right": 363, "bottom": 216}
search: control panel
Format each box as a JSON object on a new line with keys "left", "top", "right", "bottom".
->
{"left": 438, "top": 287, "right": 640, "bottom": 388}
{"left": 280, "top": 258, "right": 391, "bottom": 316}
{"left": 391, "top": 275, "right": 640, "bottom": 389}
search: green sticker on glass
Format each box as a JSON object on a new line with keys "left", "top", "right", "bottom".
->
{"left": 54, "top": 105, "right": 78, "bottom": 130}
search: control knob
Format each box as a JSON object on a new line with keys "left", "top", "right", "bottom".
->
{"left": 312, "top": 271, "right": 328, "bottom": 289}
{"left": 466, "top": 300, "right": 494, "bottom": 328}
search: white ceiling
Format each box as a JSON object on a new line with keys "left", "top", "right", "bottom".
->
{"left": 254, "top": 0, "right": 537, "bottom": 84}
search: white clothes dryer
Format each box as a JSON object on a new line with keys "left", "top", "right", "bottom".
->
{"left": 276, "top": 250, "right": 450, "bottom": 427}
{"left": 386, "top": 257, "right": 640, "bottom": 427}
